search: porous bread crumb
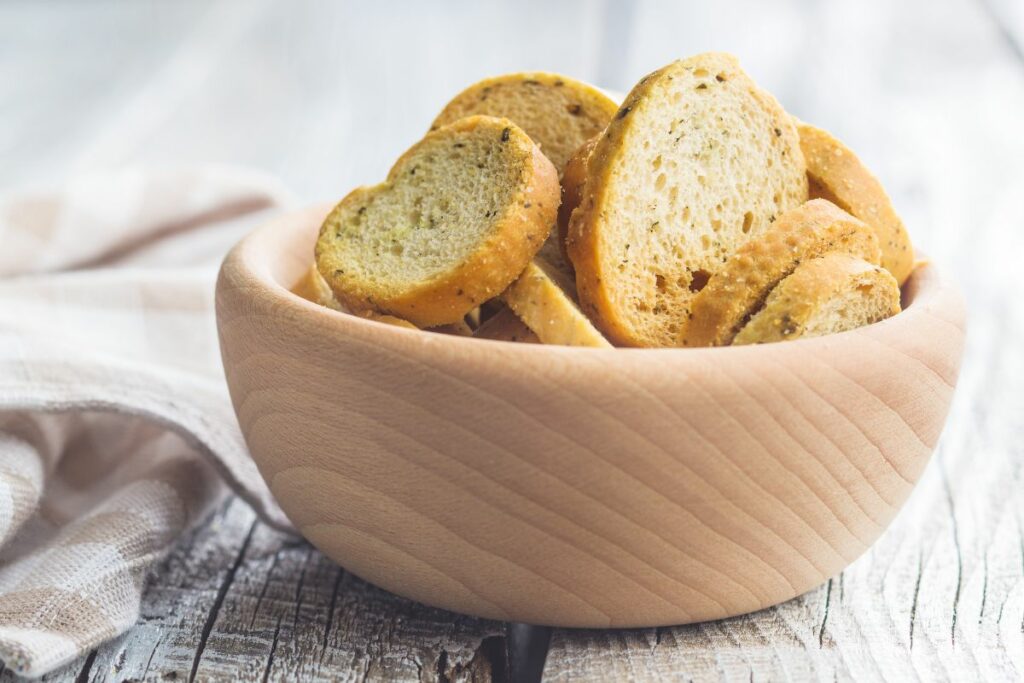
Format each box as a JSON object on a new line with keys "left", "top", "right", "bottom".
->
{"left": 733, "top": 252, "right": 900, "bottom": 344}
{"left": 681, "top": 199, "right": 882, "bottom": 347}
{"left": 569, "top": 52, "right": 808, "bottom": 347}
{"left": 431, "top": 73, "right": 619, "bottom": 173}
{"left": 315, "top": 115, "right": 559, "bottom": 327}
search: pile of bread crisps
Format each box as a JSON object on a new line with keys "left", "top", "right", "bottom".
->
{"left": 295, "top": 53, "right": 913, "bottom": 348}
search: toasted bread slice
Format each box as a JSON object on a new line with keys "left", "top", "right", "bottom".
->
{"left": 431, "top": 319, "right": 474, "bottom": 336}
{"left": 798, "top": 123, "right": 913, "bottom": 284}
{"left": 433, "top": 74, "right": 617, "bottom": 280}
{"left": 431, "top": 73, "right": 619, "bottom": 173}
{"left": 733, "top": 253, "right": 900, "bottom": 345}
{"left": 362, "top": 312, "right": 419, "bottom": 330}
{"left": 558, "top": 135, "right": 599, "bottom": 236}
{"left": 293, "top": 264, "right": 345, "bottom": 311}
{"left": 472, "top": 307, "right": 540, "bottom": 343}
{"left": 502, "top": 259, "right": 611, "bottom": 347}
{"left": 569, "top": 53, "right": 808, "bottom": 347}
{"left": 681, "top": 199, "right": 880, "bottom": 347}
{"left": 556, "top": 135, "right": 599, "bottom": 264}
{"left": 316, "top": 116, "right": 559, "bottom": 327}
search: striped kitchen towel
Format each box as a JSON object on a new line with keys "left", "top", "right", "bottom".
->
{"left": 0, "top": 167, "right": 297, "bottom": 677}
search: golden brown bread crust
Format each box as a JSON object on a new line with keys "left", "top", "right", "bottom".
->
{"left": 315, "top": 116, "right": 559, "bottom": 327}
{"left": 557, "top": 135, "right": 598, "bottom": 266}
{"left": 292, "top": 264, "right": 345, "bottom": 311}
{"left": 430, "top": 73, "right": 618, "bottom": 172}
{"left": 680, "top": 199, "right": 881, "bottom": 347}
{"left": 798, "top": 123, "right": 914, "bottom": 285}
{"left": 361, "top": 311, "right": 419, "bottom": 329}
{"left": 733, "top": 253, "right": 900, "bottom": 345}
{"left": 472, "top": 307, "right": 540, "bottom": 343}
{"left": 568, "top": 54, "right": 808, "bottom": 348}
{"left": 502, "top": 260, "right": 612, "bottom": 347}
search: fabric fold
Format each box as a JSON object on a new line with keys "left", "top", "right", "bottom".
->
{"left": 0, "top": 167, "right": 300, "bottom": 677}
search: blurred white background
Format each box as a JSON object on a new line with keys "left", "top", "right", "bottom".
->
{"left": 2, "top": 0, "right": 1023, "bottom": 312}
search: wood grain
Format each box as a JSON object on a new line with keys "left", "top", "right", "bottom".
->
{"left": 2, "top": 0, "right": 1021, "bottom": 677}
{"left": 214, "top": 206, "right": 965, "bottom": 629}
{"left": 0, "top": 497, "right": 506, "bottom": 682}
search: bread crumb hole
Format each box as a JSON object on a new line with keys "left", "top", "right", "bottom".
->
{"left": 701, "top": 234, "right": 711, "bottom": 249}
{"left": 682, "top": 206, "right": 691, "bottom": 222}
{"left": 742, "top": 211, "right": 753, "bottom": 234}
{"left": 655, "top": 173, "right": 667, "bottom": 190}
{"left": 655, "top": 274, "right": 667, "bottom": 293}
{"left": 689, "top": 270, "right": 710, "bottom": 293}
{"left": 652, "top": 155, "right": 663, "bottom": 170}
{"left": 697, "top": 175, "right": 707, "bottom": 186}
{"left": 694, "top": 68, "right": 709, "bottom": 77}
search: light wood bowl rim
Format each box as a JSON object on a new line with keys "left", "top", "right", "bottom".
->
{"left": 232, "top": 203, "right": 958, "bottom": 358}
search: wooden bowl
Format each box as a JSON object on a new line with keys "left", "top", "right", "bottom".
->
{"left": 216, "top": 205, "right": 966, "bottom": 628}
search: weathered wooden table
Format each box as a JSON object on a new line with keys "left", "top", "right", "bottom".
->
{"left": 2, "top": 0, "right": 1022, "bottom": 680}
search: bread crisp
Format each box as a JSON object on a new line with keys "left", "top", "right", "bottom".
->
{"left": 472, "top": 307, "right": 540, "bottom": 344}
{"left": 315, "top": 116, "right": 559, "bottom": 327}
{"left": 292, "top": 265, "right": 344, "bottom": 311}
{"left": 681, "top": 199, "right": 881, "bottom": 347}
{"left": 733, "top": 253, "right": 900, "bottom": 345}
{"left": 502, "top": 260, "right": 611, "bottom": 347}
{"left": 557, "top": 135, "right": 598, "bottom": 265}
{"left": 431, "top": 73, "right": 619, "bottom": 173}
{"left": 799, "top": 123, "right": 913, "bottom": 284}
{"left": 361, "top": 312, "right": 419, "bottom": 330}
{"left": 568, "top": 53, "right": 808, "bottom": 347}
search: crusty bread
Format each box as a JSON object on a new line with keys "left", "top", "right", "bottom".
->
{"left": 798, "top": 122, "right": 914, "bottom": 285}
{"left": 362, "top": 311, "right": 419, "bottom": 329}
{"left": 431, "top": 319, "right": 474, "bottom": 336}
{"left": 293, "top": 264, "right": 345, "bottom": 311}
{"left": 568, "top": 53, "right": 809, "bottom": 347}
{"left": 431, "top": 73, "right": 619, "bottom": 173}
{"left": 433, "top": 74, "right": 617, "bottom": 281}
{"left": 681, "top": 199, "right": 881, "bottom": 347}
{"left": 316, "top": 116, "right": 559, "bottom": 327}
{"left": 472, "top": 307, "right": 540, "bottom": 343}
{"left": 733, "top": 253, "right": 900, "bottom": 345}
{"left": 556, "top": 135, "right": 598, "bottom": 265}
{"left": 558, "top": 136, "right": 598, "bottom": 238}
{"left": 502, "top": 259, "right": 612, "bottom": 347}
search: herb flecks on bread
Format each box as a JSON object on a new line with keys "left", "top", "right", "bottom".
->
{"left": 315, "top": 116, "right": 559, "bottom": 327}
{"left": 733, "top": 253, "right": 900, "bottom": 345}
{"left": 568, "top": 52, "right": 809, "bottom": 348}
{"left": 431, "top": 73, "right": 619, "bottom": 173}
{"left": 681, "top": 199, "right": 881, "bottom": 347}
{"left": 798, "top": 123, "right": 914, "bottom": 285}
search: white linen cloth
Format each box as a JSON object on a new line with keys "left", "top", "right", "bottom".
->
{"left": 0, "top": 167, "right": 299, "bottom": 676}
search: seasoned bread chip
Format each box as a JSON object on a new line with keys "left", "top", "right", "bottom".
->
{"left": 502, "top": 260, "right": 611, "bottom": 347}
{"left": 472, "top": 307, "right": 540, "bottom": 344}
{"left": 798, "top": 123, "right": 914, "bottom": 285}
{"left": 292, "top": 264, "right": 345, "bottom": 311}
{"left": 733, "top": 253, "right": 900, "bottom": 345}
{"left": 556, "top": 135, "right": 599, "bottom": 264}
{"left": 316, "top": 116, "right": 559, "bottom": 327}
{"left": 431, "top": 73, "right": 618, "bottom": 173}
{"left": 362, "top": 312, "right": 419, "bottom": 330}
{"left": 681, "top": 199, "right": 881, "bottom": 347}
{"left": 569, "top": 53, "right": 809, "bottom": 347}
